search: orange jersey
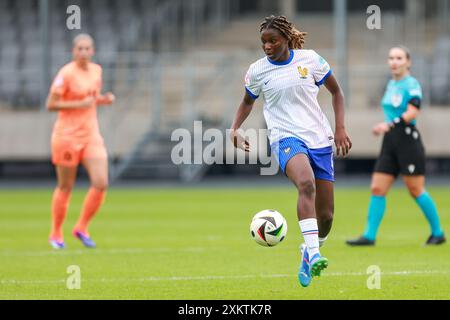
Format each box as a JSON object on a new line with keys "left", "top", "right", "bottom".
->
{"left": 49, "top": 61, "right": 103, "bottom": 143}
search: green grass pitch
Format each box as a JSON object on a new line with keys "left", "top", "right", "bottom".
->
{"left": 0, "top": 186, "right": 449, "bottom": 300}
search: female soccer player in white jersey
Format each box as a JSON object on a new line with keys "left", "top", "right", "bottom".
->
{"left": 230, "top": 15, "right": 352, "bottom": 287}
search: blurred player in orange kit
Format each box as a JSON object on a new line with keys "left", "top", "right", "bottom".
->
{"left": 46, "top": 34, "right": 115, "bottom": 249}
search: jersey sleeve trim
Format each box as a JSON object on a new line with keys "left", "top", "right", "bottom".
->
{"left": 315, "top": 69, "right": 332, "bottom": 87}
{"left": 245, "top": 87, "right": 259, "bottom": 100}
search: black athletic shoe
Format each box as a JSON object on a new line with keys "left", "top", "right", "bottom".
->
{"left": 425, "top": 234, "right": 446, "bottom": 245}
{"left": 346, "top": 236, "right": 375, "bottom": 246}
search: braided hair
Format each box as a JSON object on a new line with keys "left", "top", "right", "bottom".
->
{"left": 260, "top": 15, "right": 307, "bottom": 49}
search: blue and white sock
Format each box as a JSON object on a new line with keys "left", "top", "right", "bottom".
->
{"left": 299, "top": 218, "right": 320, "bottom": 258}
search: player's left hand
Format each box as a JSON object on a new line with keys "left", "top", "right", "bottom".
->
{"left": 334, "top": 127, "right": 352, "bottom": 157}
{"left": 372, "top": 122, "right": 390, "bottom": 136}
{"left": 102, "top": 92, "right": 116, "bottom": 105}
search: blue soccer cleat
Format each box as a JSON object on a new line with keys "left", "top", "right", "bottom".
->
{"left": 310, "top": 253, "right": 328, "bottom": 277}
{"left": 73, "top": 230, "right": 96, "bottom": 248}
{"left": 49, "top": 239, "right": 65, "bottom": 250}
{"left": 298, "top": 244, "right": 312, "bottom": 287}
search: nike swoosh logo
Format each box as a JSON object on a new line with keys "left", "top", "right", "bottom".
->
{"left": 264, "top": 79, "right": 271, "bottom": 85}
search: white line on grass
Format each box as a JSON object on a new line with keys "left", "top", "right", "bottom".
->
{"left": 1, "top": 270, "right": 449, "bottom": 285}
{"left": 0, "top": 247, "right": 206, "bottom": 257}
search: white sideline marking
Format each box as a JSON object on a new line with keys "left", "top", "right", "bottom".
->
{"left": 1, "top": 270, "right": 449, "bottom": 285}
{"left": 0, "top": 247, "right": 205, "bottom": 257}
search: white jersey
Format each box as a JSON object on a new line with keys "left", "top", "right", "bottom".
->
{"left": 245, "top": 49, "right": 334, "bottom": 149}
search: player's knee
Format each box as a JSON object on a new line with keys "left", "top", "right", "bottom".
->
{"left": 57, "top": 183, "right": 74, "bottom": 193}
{"left": 58, "top": 186, "right": 73, "bottom": 193}
{"left": 408, "top": 185, "right": 423, "bottom": 199}
{"left": 297, "top": 179, "right": 316, "bottom": 198}
{"left": 92, "top": 179, "right": 109, "bottom": 192}
{"left": 371, "top": 184, "right": 387, "bottom": 196}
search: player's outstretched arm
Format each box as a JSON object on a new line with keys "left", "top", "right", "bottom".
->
{"left": 46, "top": 92, "right": 94, "bottom": 112}
{"left": 229, "top": 92, "right": 256, "bottom": 152}
{"left": 324, "top": 74, "right": 352, "bottom": 157}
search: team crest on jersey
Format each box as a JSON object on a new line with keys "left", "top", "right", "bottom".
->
{"left": 391, "top": 94, "right": 403, "bottom": 108}
{"left": 298, "top": 66, "right": 309, "bottom": 79}
{"left": 63, "top": 152, "right": 72, "bottom": 161}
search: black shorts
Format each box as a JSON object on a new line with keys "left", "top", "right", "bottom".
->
{"left": 374, "top": 123, "right": 426, "bottom": 177}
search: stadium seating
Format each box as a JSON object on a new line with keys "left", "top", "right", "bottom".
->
{"left": 0, "top": 0, "right": 148, "bottom": 107}
{"left": 1, "top": 1, "right": 450, "bottom": 181}
{"left": 430, "top": 37, "right": 450, "bottom": 104}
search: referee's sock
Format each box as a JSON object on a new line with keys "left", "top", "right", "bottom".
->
{"left": 363, "top": 195, "right": 386, "bottom": 241}
{"left": 415, "top": 192, "right": 444, "bottom": 237}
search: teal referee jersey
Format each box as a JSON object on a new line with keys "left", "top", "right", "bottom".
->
{"left": 381, "top": 75, "right": 422, "bottom": 126}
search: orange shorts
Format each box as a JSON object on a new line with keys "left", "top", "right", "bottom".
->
{"left": 51, "top": 137, "right": 108, "bottom": 167}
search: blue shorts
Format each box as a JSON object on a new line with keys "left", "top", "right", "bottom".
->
{"left": 271, "top": 137, "right": 335, "bottom": 182}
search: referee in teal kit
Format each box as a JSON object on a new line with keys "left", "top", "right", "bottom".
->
{"left": 347, "top": 46, "right": 445, "bottom": 246}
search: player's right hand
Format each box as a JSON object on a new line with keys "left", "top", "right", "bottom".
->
{"left": 230, "top": 129, "right": 250, "bottom": 152}
{"left": 334, "top": 127, "right": 352, "bottom": 157}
